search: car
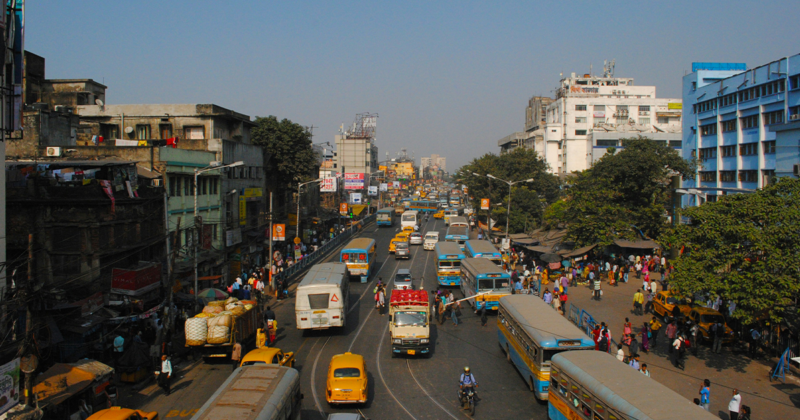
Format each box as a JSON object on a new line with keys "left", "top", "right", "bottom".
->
{"left": 395, "top": 231, "right": 411, "bottom": 241}
{"left": 389, "top": 237, "right": 405, "bottom": 253}
{"left": 409, "top": 232, "right": 423, "bottom": 245}
{"left": 402, "top": 225, "right": 415, "bottom": 234}
{"left": 423, "top": 231, "right": 440, "bottom": 250}
{"left": 327, "top": 414, "right": 364, "bottom": 420}
{"left": 433, "top": 211, "right": 444, "bottom": 219}
{"left": 87, "top": 408, "right": 159, "bottom": 420}
{"left": 652, "top": 290, "right": 692, "bottom": 322}
{"left": 239, "top": 347, "right": 295, "bottom": 368}
{"left": 394, "top": 269, "right": 413, "bottom": 290}
{"left": 686, "top": 307, "right": 735, "bottom": 343}
{"left": 395, "top": 241, "right": 410, "bottom": 260}
{"left": 327, "top": 352, "right": 368, "bottom": 405}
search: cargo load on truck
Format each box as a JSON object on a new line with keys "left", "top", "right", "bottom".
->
{"left": 185, "top": 297, "right": 262, "bottom": 359}
{"left": 389, "top": 290, "right": 431, "bottom": 357}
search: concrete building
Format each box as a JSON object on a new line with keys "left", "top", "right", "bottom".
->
{"left": 523, "top": 96, "right": 554, "bottom": 154}
{"left": 420, "top": 154, "right": 446, "bottom": 172}
{"left": 544, "top": 72, "right": 683, "bottom": 174}
{"left": 681, "top": 58, "right": 800, "bottom": 205}
{"left": 332, "top": 133, "right": 378, "bottom": 180}
{"left": 498, "top": 132, "right": 526, "bottom": 154}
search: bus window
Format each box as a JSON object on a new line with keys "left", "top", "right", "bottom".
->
{"left": 478, "top": 279, "right": 495, "bottom": 290}
{"left": 308, "top": 294, "right": 330, "bottom": 309}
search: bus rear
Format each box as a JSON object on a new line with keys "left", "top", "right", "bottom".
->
{"left": 295, "top": 263, "right": 349, "bottom": 330}
{"left": 376, "top": 208, "right": 394, "bottom": 226}
{"left": 434, "top": 242, "right": 465, "bottom": 286}
{"left": 465, "top": 240, "right": 503, "bottom": 266}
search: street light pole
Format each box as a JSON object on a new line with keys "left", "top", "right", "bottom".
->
{"left": 194, "top": 161, "right": 244, "bottom": 309}
{"left": 296, "top": 178, "right": 324, "bottom": 242}
{"left": 367, "top": 170, "right": 385, "bottom": 216}
{"left": 476, "top": 173, "right": 534, "bottom": 240}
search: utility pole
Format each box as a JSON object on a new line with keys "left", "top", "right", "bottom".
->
{"left": 268, "top": 191, "right": 274, "bottom": 292}
{"left": 23, "top": 234, "right": 33, "bottom": 407}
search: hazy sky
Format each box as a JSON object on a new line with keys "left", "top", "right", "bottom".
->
{"left": 27, "top": 0, "right": 800, "bottom": 170}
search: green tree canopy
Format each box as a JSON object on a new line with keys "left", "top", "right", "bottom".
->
{"left": 563, "top": 137, "right": 695, "bottom": 246}
{"left": 252, "top": 116, "right": 317, "bottom": 187}
{"left": 455, "top": 148, "right": 561, "bottom": 233}
{"left": 660, "top": 177, "right": 800, "bottom": 330}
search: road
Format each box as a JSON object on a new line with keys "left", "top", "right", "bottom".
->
{"left": 123, "top": 217, "right": 546, "bottom": 419}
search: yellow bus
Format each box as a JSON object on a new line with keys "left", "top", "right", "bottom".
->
{"left": 340, "top": 238, "right": 377, "bottom": 283}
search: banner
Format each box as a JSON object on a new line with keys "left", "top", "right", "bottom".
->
{"left": 0, "top": 358, "right": 20, "bottom": 416}
{"left": 393, "top": 181, "right": 400, "bottom": 189}
{"left": 350, "top": 193, "right": 362, "bottom": 204}
{"left": 481, "top": 198, "right": 490, "bottom": 210}
{"left": 339, "top": 203, "right": 348, "bottom": 215}
{"left": 320, "top": 177, "right": 337, "bottom": 192}
{"left": 239, "top": 197, "right": 247, "bottom": 225}
{"left": 368, "top": 186, "right": 378, "bottom": 196}
{"left": 272, "top": 224, "right": 286, "bottom": 241}
{"left": 379, "top": 183, "right": 388, "bottom": 192}
{"left": 344, "top": 173, "right": 365, "bottom": 190}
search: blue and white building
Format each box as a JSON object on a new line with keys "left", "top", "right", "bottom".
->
{"left": 682, "top": 57, "right": 800, "bottom": 206}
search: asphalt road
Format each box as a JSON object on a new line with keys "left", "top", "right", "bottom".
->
{"left": 126, "top": 217, "right": 546, "bottom": 420}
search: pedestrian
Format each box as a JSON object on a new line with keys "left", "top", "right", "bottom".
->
{"left": 632, "top": 289, "right": 644, "bottom": 315}
{"left": 593, "top": 277, "right": 602, "bottom": 301}
{"left": 666, "top": 321, "right": 678, "bottom": 354}
{"left": 628, "top": 355, "right": 640, "bottom": 370}
{"left": 640, "top": 363, "right": 650, "bottom": 377}
{"left": 649, "top": 317, "right": 662, "bottom": 347}
{"left": 748, "top": 327, "right": 761, "bottom": 358}
{"left": 699, "top": 379, "right": 711, "bottom": 411}
{"left": 231, "top": 340, "right": 242, "bottom": 371}
{"left": 376, "top": 286, "right": 386, "bottom": 315}
{"left": 598, "top": 329, "right": 610, "bottom": 353}
{"left": 711, "top": 321, "right": 724, "bottom": 354}
{"left": 616, "top": 344, "right": 626, "bottom": 362}
{"left": 439, "top": 292, "right": 448, "bottom": 324}
{"left": 650, "top": 278, "right": 658, "bottom": 296}
{"left": 450, "top": 300, "right": 460, "bottom": 326}
{"left": 593, "top": 325, "right": 601, "bottom": 351}
{"left": 622, "top": 319, "right": 633, "bottom": 346}
{"left": 729, "top": 389, "right": 741, "bottom": 420}
{"left": 157, "top": 355, "right": 172, "bottom": 396}
{"left": 629, "top": 334, "right": 640, "bottom": 357}
{"left": 477, "top": 297, "right": 488, "bottom": 327}
{"left": 690, "top": 322, "right": 700, "bottom": 356}
{"left": 543, "top": 289, "right": 552, "bottom": 304}
{"left": 558, "top": 291, "right": 568, "bottom": 315}
{"left": 635, "top": 261, "right": 642, "bottom": 278}
{"left": 263, "top": 306, "right": 276, "bottom": 345}
{"left": 672, "top": 336, "right": 686, "bottom": 369}
{"left": 552, "top": 291, "right": 562, "bottom": 313}
{"left": 641, "top": 323, "right": 650, "bottom": 353}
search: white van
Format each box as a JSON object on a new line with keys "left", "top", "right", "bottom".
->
{"left": 423, "top": 231, "right": 440, "bottom": 250}
{"left": 295, "top": 263, "right": 349, "bottom": 330}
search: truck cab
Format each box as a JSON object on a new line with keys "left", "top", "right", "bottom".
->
{"left": 389, "top": 290, "right": 431, "bottom": 357}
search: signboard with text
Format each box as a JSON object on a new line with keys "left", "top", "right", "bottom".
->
{"left": 481, "top": 198, "right": 490, "bottom": 210}
{"left": 0, "top": 358, "right": 20, "bottom": 416}
{"left": 320, "top": 177, "right": 338, "bottom": 192}
{"left": 379, "top": 183, "right": 388, "bottom": 192}
{"left": 340, "top": 203, "right": 348, "bottom": 215}
{"left": 368, "top": 186, "right": 378, "bottom": 196}
{"left": 272, "top": 224, "right": 286, "bottom": 241}
{"left": 344, "top": 173, "right": 365, "bottom": 190}
{"left": 350, "top": 193, "right": 362, "bottom": 204}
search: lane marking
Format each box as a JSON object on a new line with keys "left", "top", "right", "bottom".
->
{"left": 347, "top": 261, "right": 399, "bottom": 352}
{"left": 310, "top": 336, "right": 332, "bottom": 419}
{"left": 376, "top": 322, "right": 418, "bottom": 420}
{"left": 406, "top": 360, "right": 463, "bottom": 420}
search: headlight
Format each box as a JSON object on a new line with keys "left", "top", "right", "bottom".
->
{"left": 393, "top": 339, "right": 402, "bottom": 344}
{"left": 420, "top": 338, "right": 429, "bottom": 344}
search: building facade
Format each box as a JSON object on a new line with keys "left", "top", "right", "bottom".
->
{"left": 681, "top": 58, "right": 800, "bottom": 205}
{"left": 544, "top": 73, "right": 682, "bottom": 174}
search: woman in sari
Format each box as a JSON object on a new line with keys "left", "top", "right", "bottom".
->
{"left": 641, "top": 322, "right": 650, "bottom": 352}
{"left": 622, "top": 318, "right": 633, "bottom": 346}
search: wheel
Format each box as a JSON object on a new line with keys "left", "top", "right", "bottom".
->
{"left": 469, "top": 399, "right": 475, "bottom": 416}
{"left": 528, "top": 376, "right": 535, "bottom": 392}
{"left": 506, "top": 344, "right": 511, "bottom": 362}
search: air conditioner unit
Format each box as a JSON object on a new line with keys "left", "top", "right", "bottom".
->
{"left": 790, "top": 114, "right": 800, "bottom": 121}
{"left": 151, "top": 179, "right": 163, "bottom": 187}
{"left": 46, "top": 147, "right": 62, "bottom": 157}
{"left": 794, "top": 164, "right": 800, "bottom": 176}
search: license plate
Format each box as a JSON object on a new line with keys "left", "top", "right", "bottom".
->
{"left": 407, "top": 350, "right": 416, "bottom": 355}
{"left": 313, "top": 310, "right": 326, "bottom": 314}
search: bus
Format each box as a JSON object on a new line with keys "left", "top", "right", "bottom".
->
{"left": 401, "top": 210, "right": 419, "bottom": 230}
{"left": 464, "top": 240, "right": 502, "bottom": 266}
{"left": 192, "top": 365, "right": 302, "bottom": 420}
{"left": 443, "top": 208, "right": 461, "bottom": 225}
{"left": 340, "top": 238, "right": 377, "bottom": 282}
{"left": 295, "top": 263, "right": 349, "bottom": 330}
{"left": 376, "top": 208, "right": 395, "bottom": 227}
{"left": 434, "top": 242, "right": 465, "bottom": 286}
{"left": 549, "top": 351, "right": 718, "bottom": 420}
{"left": 497, "top": 295, "right": 595, "bottom": 400}
{"left": 408, "top": 200, "right": 439, "bottom": 213}
{"left": 445, "top": 225, "right": 469, "bottom": 249}
{"left": 460, "top": 258, "right": 511, "bottom": 311}
{"left": 450, "top": 195, "right": 461, "bottom": 207}
{"left": 449, "top": 215, "right": 468, "bottom": 228}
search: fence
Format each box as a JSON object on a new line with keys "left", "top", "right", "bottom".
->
{"left": 566, "top": 302, "right": 618, "bottom": 355}
{"left": 272, "top": 214, "right": 376, "bottom": 286}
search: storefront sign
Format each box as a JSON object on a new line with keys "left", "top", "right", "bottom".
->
{"left": 112, "top": 264, "right": 162, "bottom": 292}
{"left": 344, "top": 173, "right": 365, "bottom": 190}
{"left": 368, "top": 186, "right": 378, "bottom": 196}
{"left": 0, "top": 358, "right": 20, "bottom": 416}
{"left": 226, "top": 228, "right": 243, "bottom": 247}
{"left": 239, "top": 197, "right": 247, "bottom": 226}
{"left": 481, "top": 198, "right": 490, "bottom": 210}
{"left": 379, "top": 183, "right": 388, "bottom": 192}
{"left": 668, "top": 102, "right": 682, "bottom": 110}
{"left": 243, "top": 188, "right": 263, "bottom": 198}
{"left": 320, "top": 177, "right": 338, "bottom": 192}
{"left": 350, "top": 193, "right": 362, "bottom": 204}
{"left": 339, "top": 203, "right": 348, "bottom": 215}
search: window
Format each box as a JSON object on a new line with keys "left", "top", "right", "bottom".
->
{"left": 700, "top": 123, "right": 717, "bottom": 136}
{"left": 575, "top": 130, "right": 587, "bottom": 135}
{"left": 762, "top": 140, "right": 776, "bottom": 154}
{"left": 721, "top": 145, "right": 736, "bottom": 157}
{"left": 184, "top": 126, "right": 205, "bottom": 139}
{"left": 668, "top": 140, "right": 682, "bottom": 148}
{"left": 791, "top": 75, "right": 800, "bottom": 90}
{"left": 699, "top": 171, "right": 716, "bottom": 182}
{"left": 211, "top": 178, "right": 218, "bottom": 194}
{"left": 183, "top": 176, "right": 190, "bottom": 195}
{"left": 695, "top": 99, "right": 718, "bottom": 113}
{"left": 720, "top": 171, "right": 736, "bottom": 182}
{"left": 738, "top": 79, "right": 785, "bottom": 102}
{"left": 639, "top": 118, "right": 650, "bottom": 126}
{"left": 638, "top": 105, "right": 650, "bottom": 112}
{"left": 720, "top": 92, "right": 737, "bottom": 107}
{"left": 596, "top": 140, "right": 617, "bottom": 147}
{"left": 739, "top": 170, "right": 757, "bottom": 182}
{"left": 721, "top": 120, "right": 736, "bottom": 132}
{"left": 101, "top": 124, "right": 119, "bottom": 140}
{"left": 699, "top": 147, "right": 716, "bottom": 160}
{"left": 615, "top": 118, "right": 627, "bottom": 125}
{"left": 136, "top": 124, "right": 151, "bottom": 140}
{"left": 169, "top": 175, "right": 177, "bottom": 196}
{"left": 763, "top": 170, "right": 775, "bottom": 185}
{"left": 741, "top": 115, "right": 759, "bottom": 130}
{"left": 159, "top": 124, "right": 173, "bottom": 139}
{"left": 763, "top": 110, "right": 784, "bottom": 126}
{"left": 739, "top": 143, "right": 757, "bottom": 156}
{"left": 575, "top": 117, "right": 587, "bottom": 123}
{"left": 657, "top": 117, "right": 669, "bottom": 124}
{"left": 593, "top": 105, "right": 605, "bottom": 111}
{"left": 575, "top": 105, "right": 587, "bottom": 111}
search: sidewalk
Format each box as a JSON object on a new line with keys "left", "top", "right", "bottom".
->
{"left": 564, "top": 273, "right": 800, "bottom": 419}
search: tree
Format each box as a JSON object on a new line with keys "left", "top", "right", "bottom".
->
{"left": 251, "top": 116, "right": 317, "bottom": 187}
{"left": 455, "top": 148, "right": 560, "bottom": 233}
{"left": 660, "top": 177, "right": 800, "bottom": 330}
{"left": 563, "top": 137, "right": 695, "bottom": 246}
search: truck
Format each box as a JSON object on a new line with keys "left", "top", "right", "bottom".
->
{"left": 389, "top": 290, "right": 431, "bottom": 357}
{"left": 185, "top": 301, "right": 263, "bottom": 360}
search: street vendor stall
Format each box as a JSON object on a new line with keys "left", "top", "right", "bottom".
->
{"left": 33, "top": 360, "right": 113, "bottom": 419}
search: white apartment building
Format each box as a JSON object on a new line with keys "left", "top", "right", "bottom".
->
{"left": 333, "top": 133, "right": 379, "bottom": 179}
{"left": 543, "top": 73, "right": 683, "bottom": 174}
{"left": 420, "top": 154, "right": 446, "bottom": 172}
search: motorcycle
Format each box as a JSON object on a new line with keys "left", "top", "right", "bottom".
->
{"left": 458, "top": 387, "right": 476, "bottom": 416}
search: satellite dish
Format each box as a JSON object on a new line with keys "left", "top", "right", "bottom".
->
{"left": 124, "top": 126, "right": 134, "bottom": 134}
{"left": 95, "top": 99, "right": 104, "bottom": 106}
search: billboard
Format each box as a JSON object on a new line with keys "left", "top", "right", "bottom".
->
{"left": 272, "top": 224, "right": 286, "bottom": 241}
{"left": 481, "top": 198, "right": 490, "bottom": 210}
{"left": 320, "top": 177, "right": 338, "bottom": 192}
{"left": 0, "top": 358, "right": 20, "bottom": 416}
{"left": 379, "top": 183, "right": 388, "bottom": 192}
{"left": 393, "top": 181, "right": 400, "bottom": 189}
{"left": 344, "top": 173, "right": 364, "bottom": 190}
{"left": 350, "top": 193, "right": 362, "bottom": 204}
{"left": 368, "top": 186, "right": 378, "bottom": 196}
{"left": 339, "top": 203, "right": 348, "bottom": 215}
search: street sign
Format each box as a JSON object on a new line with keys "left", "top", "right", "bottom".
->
{"left": 481, "top": 198, "right": 490, "bottom": 210}
{"left": 272, "top": 224, "right": 285, "bottom": 241}
{"left": 294, "top": 237, "right": 302, "bottom": 244}
{"left": 340, "top": 203, "right": 348, "bottom": 215}
{"left": 368, "top": 186, "right": 378, "bottom": 196}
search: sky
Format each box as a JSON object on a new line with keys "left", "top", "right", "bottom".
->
{"left": 26, "top": 0, "right": 800, "bottom": 170}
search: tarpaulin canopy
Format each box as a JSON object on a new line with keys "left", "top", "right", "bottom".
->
{"left": 540, "top": 253, "right": 562, "bottom": 263}
{"left": 351, "top": 205, "right": 367, "bottom": 216}
{"left": 613, "top": 239, "right": 660, "bottom": 249}
{"left": 511, "top": 238, "right": 537, "bottom": 245}
{"left": 34, "top": 360, "right": 114, "bottom": 408}
{"left": 509, "top": 233, "right": 531, "bottom": 240}
{"left": 562, "top": 244, "right": 598, "bottom": 258}
{"left": 525, "top": 245, "right": 553, "bottom": 254}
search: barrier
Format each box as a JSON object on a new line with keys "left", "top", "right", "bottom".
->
{"left": 565, "top": 302, "right": 617, "bottom": 355}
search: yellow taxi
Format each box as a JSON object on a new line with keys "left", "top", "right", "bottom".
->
{"left": 87, "top": 408, "right": 158, "bottom": 420}
{"left": 433, "top": 210, "right": 444, "bottom": 219}
{"left": 326, "top": 352, "right": 368, "bottom": 405}
{"left": 401, "top": 225, "right": 415, "bottom": 234}
{"left": 686, "top": 307, "right": 735, "bottom": 343}
{"left": 395, "top": 231, "right": 411, "bottom": 241}
{"left": 389, "top": 237, "right": 406, "bottom": 253}
{"left": 652, "top": 290, "right": 692, "bottom": 321}
{"left": 239, "top": 347, "right": 295, "bottom": 368}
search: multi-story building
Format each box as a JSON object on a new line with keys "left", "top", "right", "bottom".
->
{"left": 681, "top": 57, "right": 800, "bottom": 205}
{"left": 544, "top": 72, "right": 683, "bottom": 174}
{"left": 420, "top": 154, "right": 446, "bottom": 172}
{"left": 333, "top": 134, "right": 378, "bottom": 180}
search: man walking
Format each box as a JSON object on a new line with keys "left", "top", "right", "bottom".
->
{"left": 666, "top": 321, "right": 678, "bottom": 354}
{"left": 672, "top": 336, "right": 686, "bottom": 369}
{"left": 632, "top": 289, "right": 644, "bottom": 315}
{"left": 263, "top": 306, "right": 276, "bottom": 346}
{"left": 711, "top": 321, "right": 724, "bottom": 354}
{"left": 231, "top": 340, "right": 242, "bottom": 371}
{"left": 593, "top": 277, "right": 602, "bottom": 301}
{"left": 649, "top": 317, "right": 662, "bottom": 347}
{"left": 158, "top": 355, "right": 172, "bottom": 396}
{"left": 699, "top": 379, "right": 711, "bottom": 411}
{"left": 729, "top": 389, "right": 741, "bottom": 420}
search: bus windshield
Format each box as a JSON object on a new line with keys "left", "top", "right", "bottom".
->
{"left": 402, "top": 214, "right": 416, "bottom": 221}
{"left": 438, "top": 260, "right": 461, "bottom": 269}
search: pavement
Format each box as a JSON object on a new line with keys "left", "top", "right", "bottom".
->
{"left": 563, "top": 270, "right": 800, "bottom": 419}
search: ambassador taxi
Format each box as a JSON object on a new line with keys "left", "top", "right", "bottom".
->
{"left": 326, "top": 352, "right": 368, "bottom": 405}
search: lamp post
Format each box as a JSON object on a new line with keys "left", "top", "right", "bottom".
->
{"left": 296, "top": 178, "right": 324, "bottom": 242}
{"left": 473, "top": 172, "right": 534, "bottom": 240}
{"left": 367, "top": 170, "right": 385, "bottom": 215}
{"left": 194, "top": 161, "right": 244, "bottom": 308}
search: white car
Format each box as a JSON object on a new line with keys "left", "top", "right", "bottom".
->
{"left": 409, "top": 232, "right": 423, "bottom": 245}
{"left": 423, "top": 231, "right": 440, "bottom": 250}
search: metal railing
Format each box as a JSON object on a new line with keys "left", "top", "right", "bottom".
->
{"left": 566, "top": 302, "right": 618, "bottom": 355}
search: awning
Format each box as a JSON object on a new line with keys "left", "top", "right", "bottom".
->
{"left": 562, "top": 244, "right": 598, "bottom": 258}
{"left": 613, "top": 239, "right": 660, "bottom": 249}
{"left": 512, "top": 238, "right": 538, "bottom": 245}
{"left": 34, "top": 360, "right": 114, "bottom": 409}
{"left": 351, "top": 205, "right": 367, "bottom": 216}
{"left": 525, "top": 245, "right": 553, "bottom": 254}
{"left": 509, "top": 233, "right": 531, "bottom": 240}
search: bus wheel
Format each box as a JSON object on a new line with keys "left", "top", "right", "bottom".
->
{"left": 528, "top": 377, "right": 535, "bottom": 392}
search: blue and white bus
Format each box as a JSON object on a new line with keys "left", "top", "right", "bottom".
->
{"left": 464, "top": 240, "right": 502, "bottom": 266}
{"left": 434, "top": 242, "right": 465, "bottom": 286}
{"left": 444, "top": 225, "right": 469, "bottom": 250}
{"left": 460, "top": 258, "right": 511, "bottom": 311}
{"left": 407, "top": 199, "right": 438, "bottom": 213}
{"left": 498, "top": 295, "right": 595, "bottom": 400}
{"left": 376, "top": 208, "right": 395, "bottom": 227}
{"left": 339, "top": 238, "right": 377, "bottom": 283}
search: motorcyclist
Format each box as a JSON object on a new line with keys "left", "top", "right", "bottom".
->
{"left": 459, "top": 366, "right": 478, "bottom": 402}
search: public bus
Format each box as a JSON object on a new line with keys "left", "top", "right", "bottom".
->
{"left": 192, "top": 365, "right": 302, "bottom": 420}
{"left": 443, "top": 208, "right": 462, "bottom": 225}
{"left": 407, "top": 199, "right": 439, "bottom": 213}
{"left": 434, "top": 242, "right": 466, "bottom": 286}
{"left": 401, "top": 210, "right": 419, "bottom": 230}
{"left": 340, "top": 238, "right": 377, "bottom": 282}
{"left": 376, "top": 208, "right": 395, "bottom": 227}
{"left": 444, "top": 225, "right": 469, "bottom": 250}
{"left": 548, "top": 351, "right": 718, "bottom": 420}
{"left": 497, "top": 295, "right": 595, "bottom": 400}
{"left": 449, "top": 215, "right": 468, "bottom": 228}
{"left": 450, "top": 195, "right": 461, "bottom": 207}
{"left": 460, "top": 258, "right": 511, "bottom": 311}
{"left": 295, "top": 263, "right": 349, "bottom": 330}
{"left": 464, "top": 240, "right": 502, "bottom": 266}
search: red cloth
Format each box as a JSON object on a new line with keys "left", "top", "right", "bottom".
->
{"left": 166, "top": 137, "right": 179, "bottom": 148}
{"left": 98, "top": 135, "right": 104, "bottom": 143}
